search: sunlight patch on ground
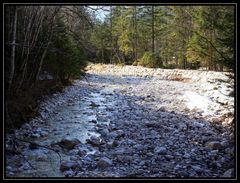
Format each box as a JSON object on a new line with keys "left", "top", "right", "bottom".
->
{"left": 182, "top": 91, "right": 214, "bottom": 116}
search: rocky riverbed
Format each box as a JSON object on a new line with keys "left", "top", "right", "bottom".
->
{"left": 5, "top": 63, "right": 235, "bottom": 178}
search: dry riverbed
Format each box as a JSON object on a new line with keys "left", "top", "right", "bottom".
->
{"left": 5, "top": 63, "right": 235, "bottom": 178}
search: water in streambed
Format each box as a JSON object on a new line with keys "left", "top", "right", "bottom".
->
{"left": 7, "top": 88, "right": 115, "bottom": 177}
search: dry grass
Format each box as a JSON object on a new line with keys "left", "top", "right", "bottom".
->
{"left": 88, "top": 63, "right": 107, "bottom": 72}
{"left": 166, "top": 74, "right": 192, "bottom": 83}
{"left": 116, "top": 63, "right": 125, "bottom": 68}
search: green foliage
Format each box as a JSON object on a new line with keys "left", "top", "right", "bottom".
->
{"left": 45, "top": 17, "right": 87, "bottom": 84}
{"left": 137, "top": 51, "right": 161, "bottom": 68}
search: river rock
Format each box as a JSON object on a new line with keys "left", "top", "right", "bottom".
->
{"left": 59, "top": 137, "right": 81, "bottom": 150}
{"left": 222, "top": 168, "right": 234, "bottom": 177}
{"left": 191, "top": 165, "right": 203, "bottom": 174}
{"left": 77, "top": 149, "right": 87, "bottom": 157}
{"left": 154, "top": 146, "right": 167, "bottom": 155}
{"left": 60, "top": 161, "right": 79, "bottom": 172}
{"left": 206, "top": 141, "right": 222, "bottom": 150}
{"left": 63, "top": 169, "right": 75, "bottom": 177}
{"left": 36, "top": 154, "right": 48, "bottom": 161}
{"left": 99, "top": 128, "right": 109, "bottom": 138}
{"left": 87, "top": 135, "right": 102, "bottom": 146}
{"left": 21, "top": 123, "right": 32, "bottom": 130}
{"left": 31, "top": 133, "right": 41, "bottom": 138}
{"left": 97, "top": 157, "right": 113, "bottom": 168}
{"left": 192, "top": 121, "right": 204, "bottom": 128}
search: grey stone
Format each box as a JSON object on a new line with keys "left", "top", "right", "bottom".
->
{"left": 60, "top": 161, "right": 79, "bottom": 172}
{"left": 154, "top": 146, "right": 167, "bottom": 155}
{"left": 77, "top": 149, "right": 87, "bottom": 157}
{"left": 165, "top": 155, "right": 174, "bottom": 160}
{"left": 21, "top": 123, "right": 31, "bottom": 130}
{"left": 19, "top": 162, "right": 31, "bottom": 171}
{"left": 192, "top": 121, "right": 204, "bottom": 128}
{"left": 68, "top": 149, "right": 79, "bottom": 156}
{"left": 220, "top": 140, "right": 229, "bottom": 147}
{"left": 183, "top": 153, "right": 191, "bottom": 159}
{"left": 206, "top": 141, "right": 222, "bottom": 150}
{"left": 133, "top": 144, "right": 144, "bottom": 151}
{"left": 87, "top": 135, "right": 102, "bottom": 146}
{"left": 31, "top": 133, "right": 41, "bottom": 138}
{"left": 36, "top": 154, "right": 48, "bottom": 161}
{"left": 40, "top": 131, "right": 48, "bottom": 137}
{"left": 222, "top": 168, "right": 234, "bottom": 177}
{"left": 64, "top": 169, "right": 75, "bottom": 177}
{"left": 97, "top": 157, "right": 113, "bottom": 168}
{"left": 59, "top": 137, "right": 81, "bottom": 150}
{"left": 6, "top": 166, "right": 13, "bottom": 172}
{"left": 191, "top": 165, "right": 203, "bottom": 173}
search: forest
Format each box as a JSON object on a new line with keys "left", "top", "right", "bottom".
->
{"left": 4, "top": 5, "right": 235, "bottom": 178}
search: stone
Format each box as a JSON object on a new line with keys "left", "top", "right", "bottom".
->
{"left": 87, "top": 135, "right": 102, "bottom": 146}
{"left": 165, "top": 155, "right": 174, "bottom": 161}
{"left": 99, "top": 128, "right": 109, "bottom": 137}
{"left": 115, "top": 130, "right": 125, "bottom": 138}
{"left": 19, "top": 162, "right": 31, "bottom": 171}
{"left": 21, "top": 123, "right": 31, "bottom": 130}
{"left": 191, "top": 165, "right": 203, "bottom": 174}
{"left": 6, "top": 166, "right": 13, "bottom": 172}
{"left": 90, "top": 119, "right": 97, "bottom": 124}
{"left": 97, "top": 157, "right": 113, "bottom": 168}
{"left": 31, "top": 133, "right": 41, "bottom": 138}
{"left": 116, "top": 155, "right": 132, "bottom": 164}
{"left": 183, "top": 153, "right": 191, "bottom": 159}
{"left": 222, "top": 168, "right": 234, "bottom": 177}
{"left": 113, "top": 147, "right": 126, "bottom": 156}
{"left": 90, "top": 101, "right": 100, "bottom": 107}
{"left": 40, "top": 131, "right": 48, "bottom": 137}
{"left": 36, "top": 154, "right": 48, "bottom": 161}
{"left": 59, "top": 137, "right": 81, "bottom": 150}
{"left": 77, "top": 149, "right": 87, "bottom": 157}
{"left": 154, "top": 146, "right": 167, "bottom": 155}
{"left": 60, "top": 161, "right": 79, "bottom": 172}
{"left": 192, "top": 121, "right": 204, "bottom": 128}
{"left": 206, "top": 141, "right": 222, "bottom": 150}
{"left": 220, "top": 140, "right": 229, "bottom": 147}
{"left": 68, "top": 149, "right": 79, "bottom": 156}
{"left": 179, "top": 123, "right": 187, "bottom": 130}
{"left": 133, "top": 144, "right": 144, "bottom": 151}
{"left": 166, "top": 140, "right": 174, "bottom": 146}
{"left": 64, "top": 169, "right": 75, "bottom": 177}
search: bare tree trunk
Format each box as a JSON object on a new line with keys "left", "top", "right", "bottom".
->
{"left": 152, "top": 6, "right": 155, "bottom": 54}
{"left": 34, "top": 8, "right": 58, "bottom": 83}
{"left": 134, "top": 6, "right": 138, "bottom": 61}
{"left": 101, "top": 40, "right": 104, "bottom": 63}
{"left": 8, "top": 6, "right": 18, "bottom": 90}
{"left": 110, "top": 6, "right": 113, "bottom": 64}
{"left": 34, "top": 43, "right": 50, "bottom": 83}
